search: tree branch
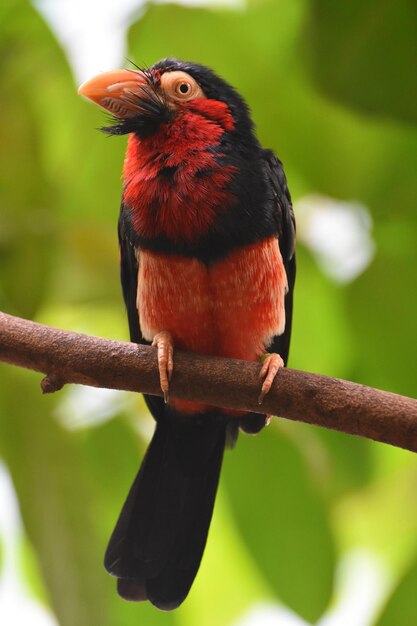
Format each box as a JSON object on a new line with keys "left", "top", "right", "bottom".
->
{"left": 1, "top": 311, "right": 416, "bottom": 452}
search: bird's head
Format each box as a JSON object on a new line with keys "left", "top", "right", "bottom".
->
{"left": 78, "top": 59, "right": 264, "bottom": 247}
{"left": 78, "top": 58, "right": 254, "bottom": 140}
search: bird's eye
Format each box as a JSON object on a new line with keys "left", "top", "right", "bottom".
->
{"left": 160, "top": 71, "right": 205, "bottom": 103}
{"left": 178, "top": 82, "right": 190, "bottom": 95}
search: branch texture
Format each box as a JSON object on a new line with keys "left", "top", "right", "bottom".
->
{"left": 1, "top": 311, "right": 416, "bottom": 452}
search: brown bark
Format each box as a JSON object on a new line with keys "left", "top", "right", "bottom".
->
{"left": 0, "top": 311, "right": 416, "bottom": 452}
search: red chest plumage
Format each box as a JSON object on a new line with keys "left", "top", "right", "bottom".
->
{"left": 138, "top": 237, "right": 287, "bottom": 361}
{"left": 123, "top": 100, "right": 236, "bottom": 242}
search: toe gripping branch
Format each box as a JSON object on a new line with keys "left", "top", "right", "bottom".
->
{"left": 152, "top": 331, "right": 174, "bottom": 403}
{"left": 258, "top": 352, "right": 284, "bottom": 405}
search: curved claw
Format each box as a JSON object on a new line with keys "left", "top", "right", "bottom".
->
{"left": 152, "top": 331, "right": 174, "bottom": 403}
{"left": 258, "top": 353, "right": 284, "bottom": 405}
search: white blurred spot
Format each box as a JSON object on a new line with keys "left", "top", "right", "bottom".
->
{"left": 318, "top": 549, "right": 391, "bottom": 626}
{"left": 0, "top": 463, "right": 58, "bottom": 626}
{"left": 35, "top": 0, "right": 243, "bottom": 85}
{"left": 54, "top": 385, "right": 130, "bottom": 430}
{"left": 295, "top": 195, "right": 375, "bottom": 283}
{"left": 234, "top": 550, "right": 391, "bottom": 626}
{"left": 155, "top": 0, "right": 243, "bottom": 6}
{"left": 232, "top": 603, "right": 310, "bottom": 626}
{"left": 35, "top": 0, "right": 143, "bottom": 84}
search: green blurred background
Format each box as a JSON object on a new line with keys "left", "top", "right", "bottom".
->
{"left": 0, "top": 0, "right": 416, "bottom": 624}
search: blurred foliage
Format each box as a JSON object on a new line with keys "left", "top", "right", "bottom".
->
{"left": 305, "top": 0, "right": 417, "bottom": 125}
{"left": 223, "top": 426, "right": 335, "bottom": 620}
{"left": 375, "top": 557, "right": 417, "bottom": 626}
{"left": 0, "top": 0, "right": 416, "bottom": 625}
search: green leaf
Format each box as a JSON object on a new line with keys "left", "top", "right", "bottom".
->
{"left": 19, "top": 534, "right": 52, "bottom": 606}
{"left": 0, "top": 365, "right": 176, "bottom": 626}
{"left": 0, "top": 368, "right": 111, "bottom": 626}
{"left": 290, "top": 248, "right": 353, "bottom": 378}
{"left": 0, "top": 1, "right": 59, "bottom": 317}
{"left": 314, "top": 429, "right": 373, "bottom": 498}
{"left": 0, "top": 0, "right": 126, "bottom": 317}
{"left": 304, "top": 0, "right": 417, "bottom": 124}
{"left": 223, "top": 425, "right": 336, "bottom": 622}
{"left": 348, "top": 234, "right": 417, "bottom": 398}
{"left": 374, "top": 557, "right": 417, "bottom": 626}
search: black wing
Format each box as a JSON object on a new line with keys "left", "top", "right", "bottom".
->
{"left": 263, "top": 149, "right": 296, "bottom": 365}
{"left": 119, "top": 205, "right": 165, "bottom": 420}
{"left": 118, "top": 205, "right": 142, "bottom": 344}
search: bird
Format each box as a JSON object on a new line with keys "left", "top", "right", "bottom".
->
{"left": 78, "top": 58, "right": 295, "bottom": 611}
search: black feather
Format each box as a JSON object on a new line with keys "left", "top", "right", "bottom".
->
{"left": 262, "top": 149, "right": 296, "bottom": 366}
{"left": 110, "top": 226, "right": 230, "bottom": 607}
{"left": 105, "top": 408, "right": 226, "bottom": 609}
{"left": 101, "top": 70, "right": 172, "bottom": 138}
{"left": 118, "top": 210, "right": 142, "bottom": 344}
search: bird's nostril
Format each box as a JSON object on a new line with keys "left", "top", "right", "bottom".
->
{"left": 101, "top": 98, "right": 125, "bottom": 116}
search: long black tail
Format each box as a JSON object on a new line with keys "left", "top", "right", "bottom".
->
{"left": 104, "top": 408, "right": 227, "bottom": 610}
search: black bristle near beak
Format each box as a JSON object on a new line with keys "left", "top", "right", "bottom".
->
{"left": 100, "top": 71, "right": 172, "bottom": 138}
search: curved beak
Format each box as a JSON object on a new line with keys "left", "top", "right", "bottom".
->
{"left": 78, "top": 69, "right": 149, "bottom": 119}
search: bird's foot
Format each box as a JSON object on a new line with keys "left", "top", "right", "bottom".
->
{"left": 258, "top": 352, "right": 284, "bottom": 405}
{"left": 152, "top": 331, "right": 174, "bottom": 404}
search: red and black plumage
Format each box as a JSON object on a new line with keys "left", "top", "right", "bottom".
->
{"left": 79, "top": 58, "right": 295, "bottom": 610}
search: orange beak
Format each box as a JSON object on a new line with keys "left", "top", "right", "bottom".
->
{"left": 78, "top": 69, "right": 149, "bottom": 118}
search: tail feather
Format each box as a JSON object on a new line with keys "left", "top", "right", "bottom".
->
{"left": 105, "top": 410, "right": 226, "bottom": 610}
